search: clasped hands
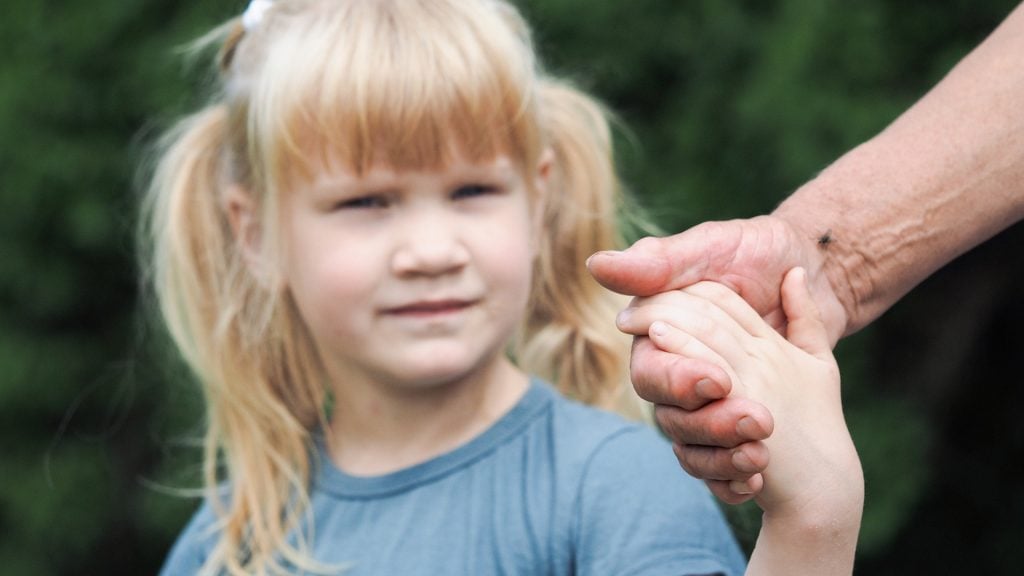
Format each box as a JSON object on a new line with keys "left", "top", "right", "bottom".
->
{"left": 587, "top": 215, "right": 853, "bottom": 504}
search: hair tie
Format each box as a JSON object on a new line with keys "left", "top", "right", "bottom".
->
{"left": 242, "top": 0, "right": 274, "bottom": 31}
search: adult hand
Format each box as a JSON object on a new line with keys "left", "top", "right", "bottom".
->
{"left": 587, "top": 215, "right": 849, "bottom": 501}
{"left": 589, "top": 215, "right": 848, "bottom": 340}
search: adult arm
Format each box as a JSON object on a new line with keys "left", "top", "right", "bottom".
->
{"left": 588, "top": 1, "right": 1024, "bottom": 500}
{"left": 777, "top": 0, "right": 1024, "bottom": 335}
{"left": 594, "top": 1, "right": 1024, "bottom": 335}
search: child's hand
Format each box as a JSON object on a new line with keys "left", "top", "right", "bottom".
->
{"left": 616, "top": 268, "right": 862, "bottom": 526}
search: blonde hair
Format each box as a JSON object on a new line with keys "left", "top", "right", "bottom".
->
{"left": 143, "top": 1, "right": 644, "bottom": 573}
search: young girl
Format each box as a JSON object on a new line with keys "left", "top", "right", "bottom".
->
{"left": 149, "top": 1, "right": 862, "bottom": 574}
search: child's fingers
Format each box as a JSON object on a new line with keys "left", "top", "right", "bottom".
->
{"left": 618, "top": 292, "right": 751, "bottom": 375}
{"left": 647, "top": 317, "right": 734, "bottom": 364}
{"left": 645, "top": 317, "right": 742, "bottom": 388}
{"left": 681, "top": 281, "right": 774, "bottom": 339}
{"left": 780, "top": 267, "right": 831, "bottom": 359}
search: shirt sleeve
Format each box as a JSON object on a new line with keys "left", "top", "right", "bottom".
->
{"left": 570, "top": 426, "right": 747, "bottom": 576}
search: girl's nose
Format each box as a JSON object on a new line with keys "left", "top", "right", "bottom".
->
{"left": 391, "top": 212, "right": 470, "bottom": 276}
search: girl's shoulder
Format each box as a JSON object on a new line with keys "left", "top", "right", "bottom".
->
{"left": 536, "top": 380, "right": 748, "bottom": 575}
{"left": 158, "top": 496, "right": 219, "bottom": 576}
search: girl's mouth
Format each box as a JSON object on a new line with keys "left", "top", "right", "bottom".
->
{"left": 385, "top": 299, "right": 476, "bottom": 317}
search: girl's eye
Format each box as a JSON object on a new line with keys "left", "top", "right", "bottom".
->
{"left": 336, "top": 195, "right": 389, "bottom": 210}
{"left": 452, "top": 184, "right": 497, "bottom": 200}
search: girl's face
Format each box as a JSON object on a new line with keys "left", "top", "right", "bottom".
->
{"left": 280, "top": 151, "right": 543, "bottom": 395}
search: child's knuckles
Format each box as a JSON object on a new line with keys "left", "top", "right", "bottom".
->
{"left": 684, "top": 281, "right": 735, "bottom": 303}
{"left": 635, "top": 290, "right": 686, "bottom": 308}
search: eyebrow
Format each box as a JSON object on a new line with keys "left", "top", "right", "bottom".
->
{"left": 308, "top": 156, "right": 520, "bottom": 195}
{"left": 447, "top": 157, "right": 520, "bottom": 182}
{"left": 308, "top": 169, "right": 396, "bottom": 196}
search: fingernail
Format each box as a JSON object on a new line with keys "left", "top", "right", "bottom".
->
{"left": 736, "top": 416, "right": 760, "bottom": 439}
{"left": 695, "top": 378, "right": 719, "bottom": 399}
{"left": 592, "top": 250, "right": 621, "bottom": 260}
{"left": 729, "top": 480, "right": 754, "bottom": 495}
{"left": 732, "top": 449, "right": 756, "bottom": 473}
{"left": 586, "top": 251, "right": 620, "bottom": 271}
{"left": 615, "top": 308, "right": 632, "bottom": 325}
{"left": 649, "top": 321, "right": 667, "bottom": 338}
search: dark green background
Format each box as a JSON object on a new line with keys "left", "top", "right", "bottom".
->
{"left": 2, "top": 1, "right": 1022, "bottom": 574}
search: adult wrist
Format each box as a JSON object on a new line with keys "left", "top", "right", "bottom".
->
{"left": 770, "top": 197, "right": 860, "bottom": 341}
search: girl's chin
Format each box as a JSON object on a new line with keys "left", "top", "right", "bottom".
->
{"left": 378, "top": 354, "right": 503, "bottom": 391}
{"left": 404, "top": 365, "right": 487, "bottom": 389}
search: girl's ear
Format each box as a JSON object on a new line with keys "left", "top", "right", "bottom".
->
{"left": 528, "top": 148, "right": 554, "bottom": 258}
{"left": 532, "top": 148, "right": 555, "bottom": 225}
{"left": 224, "top": 184, "right": 266, "bottom": 274}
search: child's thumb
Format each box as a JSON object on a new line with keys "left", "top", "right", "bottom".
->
{"left": 781, "top": 267, "right": 831, "bottom": 358}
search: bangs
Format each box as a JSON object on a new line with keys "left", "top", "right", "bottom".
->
{"left": 249, "top": 0, "right": 543, "bottom": 183}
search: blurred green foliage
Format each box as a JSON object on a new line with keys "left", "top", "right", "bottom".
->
{"left": 1, "top": 0, "right": 1021, "bottom": 574}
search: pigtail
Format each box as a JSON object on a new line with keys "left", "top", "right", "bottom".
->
{"left": 517, "top": 80, "right": 649, "bottom": 421}
{"left": 144, "top": 104, "right": 332, "bottom": 575}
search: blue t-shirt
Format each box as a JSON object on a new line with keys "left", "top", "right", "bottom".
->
{"left": 161, "top": 380, "right": 746, "bottom": 575}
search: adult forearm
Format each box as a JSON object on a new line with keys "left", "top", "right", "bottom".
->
{"left": 773, "top": 2, "right": 1024, "bottom": 336}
